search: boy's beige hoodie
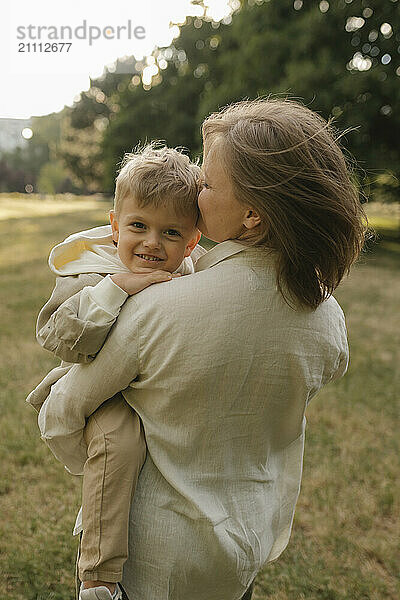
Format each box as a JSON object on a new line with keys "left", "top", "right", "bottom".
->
{"left": 26, "top": 224, "right": 206, "bottom": 416}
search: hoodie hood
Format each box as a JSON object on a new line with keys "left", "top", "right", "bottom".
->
{"left": 49, "top": 225, "right": 203, "bottom": 276}
{"left": 49, "top": 225, "right": 130, "bottom": 276}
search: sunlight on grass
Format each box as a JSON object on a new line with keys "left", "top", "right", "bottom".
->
{"left": 368, "top": 216, "right": 399, "bottom": 233}
{"left": 365, "top": 201, "right": 399, "bottom": 239}
{"left": 0, "top": 196, "right": 110, "bottom": 268}
{"left": 0, "top": 193, "right": 112, "bottom": 221}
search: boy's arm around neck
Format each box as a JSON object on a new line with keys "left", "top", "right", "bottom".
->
{"left": 36, "top": 273, "right": 128, "bottom": 363}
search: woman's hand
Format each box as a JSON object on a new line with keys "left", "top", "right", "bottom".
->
{"left": 111, "top": 269, "right": 181, "bottom": 296}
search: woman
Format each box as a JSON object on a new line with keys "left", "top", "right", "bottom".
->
{"left": 44, "top": 98, "right": 367, "bottom": 600}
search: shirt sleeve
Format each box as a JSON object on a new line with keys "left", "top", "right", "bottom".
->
{"left": 190, "top": 243, "right": 208, "bottom": 263}
{"left": 38, "top": 298, "right": 140, "bottom": 474}
{"left": 36, "top": 274, "right": 128, "bottom": 364}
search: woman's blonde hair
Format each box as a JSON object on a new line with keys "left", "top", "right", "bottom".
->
{"left": 202, "top": 98, "right": 370, "bottom": 310}
{"left": 114, "top": 142, "right": 201, "bottom": 220}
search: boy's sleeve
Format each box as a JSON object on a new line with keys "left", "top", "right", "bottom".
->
{"left": 36, "top": 273, "right": 128, "bottom": 364}
{"left": 191, "top": 243, "right": 208, "bottom": 263}
{"left": 38, "top": 299, "right": 140, "bottom": 474}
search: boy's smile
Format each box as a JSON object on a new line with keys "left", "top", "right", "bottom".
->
{"left": 110, "top": 196, "right": 201, "bottom": 274}
{"left": 135, "top": 253, "right": 163, "bottom": 262}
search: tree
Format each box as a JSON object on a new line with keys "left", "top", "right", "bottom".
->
{"left": 100, "top": 0, "right": 400, "bottom": 192}
{"left": 36, "top": 161, "right": 74, "bottom": 194}
{"left": 100, "top": 17, "right": 228, "bottom": 189}
{"left": 4, "top": 0, "right": 397, "bottom": 197}
{"left": 197, "top": 0, "right": 400, "bottom": 183}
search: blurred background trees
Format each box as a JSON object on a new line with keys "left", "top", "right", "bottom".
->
{"left": 1, "top": 0, "right": 399, "bottom": 201}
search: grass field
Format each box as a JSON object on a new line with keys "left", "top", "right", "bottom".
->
{"left": 0, "top": 195, "right": 398, "bottom": 600}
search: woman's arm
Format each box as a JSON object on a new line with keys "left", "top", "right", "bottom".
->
{"left": 36, "top": 267, "right": 182, "bottom": 364}
{"left": 36, "top": 274, "right": 128, "bottom": 363}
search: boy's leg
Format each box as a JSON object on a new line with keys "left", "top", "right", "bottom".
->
{"left": 79, "top": 393, "right": 146, "bottom": 584}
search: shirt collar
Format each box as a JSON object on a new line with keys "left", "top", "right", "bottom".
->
{"left": 195, "top": 240, "right": 276, "bottom": 272}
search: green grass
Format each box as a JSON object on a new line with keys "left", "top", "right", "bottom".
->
{"left": 365, "top": 201, "right": 400, "bottom": 243}
{"left": 0, "top": 196, "right": 398, "bottom": 599}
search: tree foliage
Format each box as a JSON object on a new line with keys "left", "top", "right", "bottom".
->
{"left": 100, "top": 0, "right": 400, "bottom": 191}
{"left": 2, "top": 0, "right": 399, "bottom": 198}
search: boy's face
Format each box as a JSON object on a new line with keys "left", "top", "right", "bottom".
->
{"left": 110, "top": 195, "right": 201, "bottom": 274}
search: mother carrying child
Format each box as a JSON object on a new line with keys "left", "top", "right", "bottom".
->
{"left": 31, "top": 98, "right": 367, "bottom": 600}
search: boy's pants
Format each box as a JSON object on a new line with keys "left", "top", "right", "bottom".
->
{"left": 79, "top": 393, "right": 146, "bottom": 583}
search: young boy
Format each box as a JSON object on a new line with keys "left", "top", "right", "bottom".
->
{"left": 26, "top": 145, "right": 206, "bottom": 600}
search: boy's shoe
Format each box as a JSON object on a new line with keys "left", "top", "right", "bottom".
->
{"left": 79, "top": 582, "right": 122, "bottom": 600}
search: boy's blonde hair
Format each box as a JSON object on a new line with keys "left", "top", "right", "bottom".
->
{"left": 202, "top": 97, "right": 370, "bottom": 310}
{"left": 114, "top": 143, "right": 201, "bottom": 221}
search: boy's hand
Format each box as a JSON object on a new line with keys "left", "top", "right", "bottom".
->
{"left": 111, "top": 269, "right": 181, "bottom": 296}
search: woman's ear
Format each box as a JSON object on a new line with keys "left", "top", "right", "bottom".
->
{"left": 109, "top": 210, "right": 119, "bottom": 244}
{"left": 243, "top": 209, "right": 261, "bottom": 230}
{"left": 184, "top": 229, "right": 202, "bottom": 257}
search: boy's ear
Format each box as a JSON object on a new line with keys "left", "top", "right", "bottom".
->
{"left": 184, "top": 229, "right": 202, "bottom": 257}
{"left": 109, "top": 210, "right": 119, "bottom": 243}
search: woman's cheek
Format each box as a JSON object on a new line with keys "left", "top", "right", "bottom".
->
{"left": 198, "top": 190, "right": 210, "bottom": 216}
{"left": 197, "top": 190, "right": 204, "bottom": 211}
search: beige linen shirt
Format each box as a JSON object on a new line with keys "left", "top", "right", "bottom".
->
{"left": 39, "top": 240, "right": 349, "bottom": 600}
{"left": 27, "top": 232, "right": 206, "bottom": 412}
